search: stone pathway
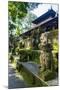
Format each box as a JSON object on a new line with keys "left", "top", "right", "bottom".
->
{"left": 8, "top": 63, "right": 27, "bottom": 89}
{"left": 21, "top": 62, "right": 39, "bottom": 75}
{"left": 8, "top": 61, "right": 58, "bottom": 89}
{"left": 21, "top": 62, "right": 58, "bottom": 86}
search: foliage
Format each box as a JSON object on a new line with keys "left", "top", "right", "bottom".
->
{"left": 8, "top": 1, "right": 39, "bottom": 52}
{"left": 21, "top": 12, "right": 37, "bottom": 31}
{"left": 15, "top": 26, "right": 21, "bottom": 36}
{"left": 39, "top": 69, "right": 56, "bottom": 81}
{"left": 49, "top": 29, "right": 58, "bottom": 53}
{"left": 8, "top": 1, "right": 29, "bottom": 39}
{"left": 8, "top": 1, "right": 28, "bottom": 22}
{"left": 16, "top": 49, "right": 40, "bottom": 63}
{"left": 8, "top": 1, "right": 38, "bottom": 27}
{"left": 53, "top": 39, "right": 58, "bottom": 53}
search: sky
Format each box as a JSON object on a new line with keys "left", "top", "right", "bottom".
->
{"left": 31, "top": 3, "right": 59, "bottom": 17}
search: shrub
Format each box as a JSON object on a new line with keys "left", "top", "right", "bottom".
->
{"left": 18, "top": 50, "right": 40, "bottom": 63}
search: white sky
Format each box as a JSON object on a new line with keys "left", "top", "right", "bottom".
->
{"left": 31, "top": 4, "right": 59, "bottom": 17}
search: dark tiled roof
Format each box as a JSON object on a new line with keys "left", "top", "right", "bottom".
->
{"left": 32, "top": 9, "right": 56, "bottom": 24}
{"left": 19, "top": 9, "right": 58, "bottom": 38}
{"left": 19, "top": 16, "right": 58, "bottom": 38}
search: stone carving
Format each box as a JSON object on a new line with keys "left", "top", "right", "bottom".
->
{"left": 39, "top": 32, "right": 54, "bottom": 71}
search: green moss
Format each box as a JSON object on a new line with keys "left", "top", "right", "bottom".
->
{"left": 20, "top": 67, "right": 34, "bottom": 86}
{"left": 53, "top": 58, "right": 58, "bottom": 72}
{"left": 39, "top": 69, "right": 56, "bottom": 81}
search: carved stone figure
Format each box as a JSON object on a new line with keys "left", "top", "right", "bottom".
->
{"left": 39, "top": 32, "right": 54, "bottom": 71}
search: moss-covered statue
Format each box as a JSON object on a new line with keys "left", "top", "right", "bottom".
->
{"left": 39, "top": 32, "right": 55, "bottom": 72}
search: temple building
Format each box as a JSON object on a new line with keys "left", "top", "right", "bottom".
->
{"left": 19, "top": 9, "right": 58, "bottom": 50}
{"left": 15, "top": 8, "right": 58, "bottom": 82}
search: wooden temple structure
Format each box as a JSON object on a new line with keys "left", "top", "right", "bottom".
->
{"left": 18, "top": 9, "right": 58, "bottom": 71}
{"left": 19, "top": 9, "right": 58, "bottom": 50}
{"left": 15, "top": 9, "right": 58, "bottom": 85}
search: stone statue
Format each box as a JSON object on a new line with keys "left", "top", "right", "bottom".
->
{"left": 39, "top": 32, "right": 54, "bottom": 72}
